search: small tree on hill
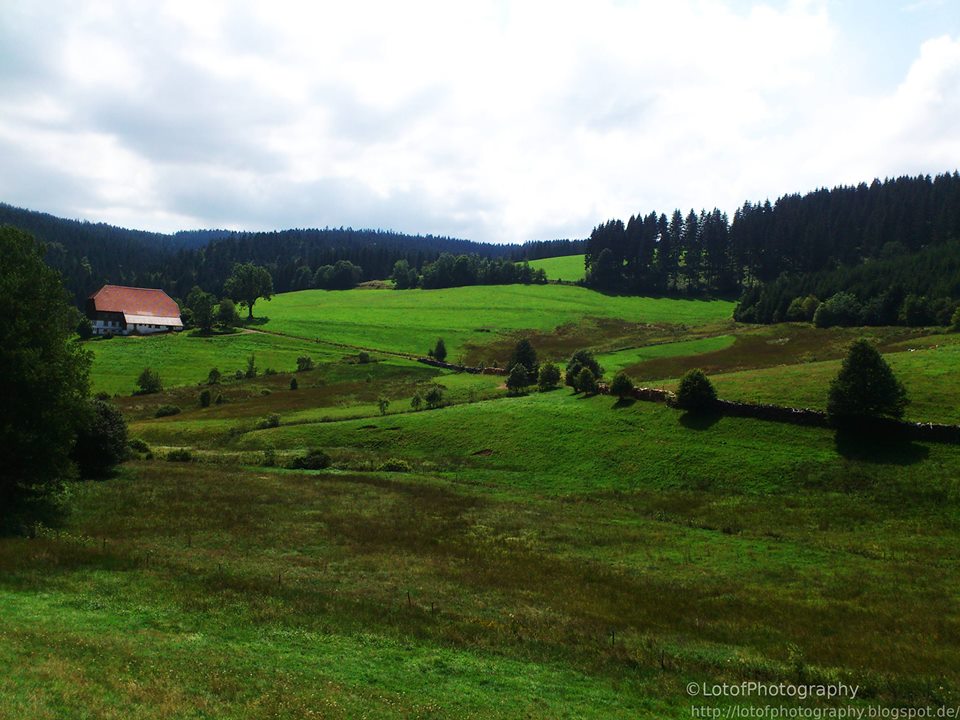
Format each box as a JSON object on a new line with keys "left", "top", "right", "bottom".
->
{"left": 425, "top": 385, "right": 444, "bottom": 409}
{"left": 676, "top": 369, "right": 717, "bottom": 411}
{"left": 296, "top": 356, "right": 314, "bottom": 372}
{"left": 72, "top": 399, "right": 129, "bottom": 478}
{"left": 216, "top": 298, "right": 238, "bottom": 328}
{"left": 245, "top": 354, "right": 257, "bottom": 379}
{"left": 537, "top": 362, "right": 561, "bottom": 391}
{"left": 207, "top": 367, "right": 221, "bottom": 385}
{"left": 566, "top": 350, "right": 603, "bottom": 389}
{"left": 431, "top": 338, "right": 447, "bottom": 362}
{"left": 136, "top": 367, "right": 163, "bottom": 395}
{"left": 576, "top": 367, "right": 598, "bottom": 395}
{"left": 610, "top": 372, "right": 635, "bottom": 399}
{"left": 76, "top": 317, "right": 94, "bottom": 340}
{"left": 509, "top": 339, "right": 538, "bottom": 374}
{"left": 506, "top": 364, "right": 530, "bottom": 395}
{"left": 378, "top": 396, "right": 390, "bottom": 415}
{"left": 827, "top": 339, "right": 908, "bottom": 426}
{"left": 411, "top": 392, "right": 423, "bottom": 411}
{"left": 186, "top": 286, "right": 216, "bottom": 333}
{"left": 224, "top": 262, "right": 274, "bottom": 320}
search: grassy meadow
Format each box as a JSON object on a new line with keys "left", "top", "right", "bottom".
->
{"left": 5, "top": 278, "right": 960, "bottom": 717}
{"left": 259, "top": 284, "right": 735, "bottom": 363}
{"left": 528, "top": 253, "right": 587, "bottom": 282}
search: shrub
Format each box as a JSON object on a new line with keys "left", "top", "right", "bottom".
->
{"left": 575, "top": 367, "right": 598, "bottom": 395}
{"left": 76, "top": 317, "right": 94, "bottom": 340}
{"left": 296, "top": 355, "right": 313, "bottom": 372}
{"left": 128, "top": 437, "right": 150, "bottom": 454}
{"left": 813, "top": 292, "right": 862, "bottom": 328}
{"left": 378, "top": 458, "right": 412, "bottom": 472}
{"left": 610, "top": 371, "right": 635, "bottom": 399}
{"left": 264, "top": 367, "right": 277, "bottom": 376}
{"left": 675, "top": 369, "right": 717, "bottom": 411}
{"left": 786, "top": 295, "right": 819, "bottom": 322}
{"left": 135, "top": 367, "right": 163, "bottom": 395}
{"left": 378, "top": 396, "right": 390, "bottom": 415}
{"left": 506, "top": 364, "right": 530, "bottom": 395}
{"left": 199, "top": 389, "right": 211, "bottom": 408}
{"left": 235, "top": 370, "right": 244, "bottom": 380}
{"left": 262, "top": 447, "right": 277, "bottom": 467}
{"left": 425, "top": 385, "right": 444, "bottom": 409}
{"left": 207, "top": 367, "right": 221, "bottom": 385}
{"left": 216, "top": 297, "right": 238, "bottom": 327}
{"left": 245, "top": 354, "right": 257, "bottom": 379}
{"left": 154, "top": 405, "right": 181, "bottom": 418}
{"left": 72, "top": 399, "right": 129, "bottom": 478}
{"left": 566, "top": 350, "right": 603, "bottom": 388}
{"left": 358, "top": 351, "right": 371, "bottom": 364}
{"left": 411, "top": 392, "right": 424, "bottom": 411}
{"left": 537, "top": 362, "right": 561, "bottom": 391}
{"left": 256, "top": 413, "right": 281, "bottom": 429}
{"left": 827, "top": 339, "right": 908, "bottom": 425}
{"left": 290, "top": 377, "right": 298, "bottom": 390}
{"left": 432, "top": 338, "right": 447, "bottom": 362}
{"left": 167, "top": 448, "right": 192, "bottom": 462}
{"left": 288, "top": 448, "right": 331, "bottom": 470}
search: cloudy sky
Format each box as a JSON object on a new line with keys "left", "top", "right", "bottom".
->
{"left": 1, "top": 1, "right": 958, "bottom": 244}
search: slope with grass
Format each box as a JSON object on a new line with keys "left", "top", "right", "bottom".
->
{"left": 528, "top": 253, "right": 586, "bottom": 282}
{"left": 3, "top": 384, "right": 959, "bottom": 717}
{"left": 6, "top": 285, "right": 960, "bottom": 717}
{"left": 261, "top": 284, "right": 735, "bottom": 360}
{"left": 86, "top": 330, "right": 343, "bottom": 395}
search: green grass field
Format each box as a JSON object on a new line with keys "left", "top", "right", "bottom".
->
{"left": 260, "top": 284, "right": 734, "bottom": 361}
{"left": 528, "top": 254, "right": 586, "bottom": 282}
{"left": 7, "top": 282, "right": 960, "bottom": 717}
{"left": 86, "top": 330, "right": 343, "bottom": 395}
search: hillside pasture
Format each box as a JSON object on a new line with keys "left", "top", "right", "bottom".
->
{"left": 262, "top": 284, "right": 735, "bottom": 361}
{"left": 86, "top": 330, "right": 342, "bottom": 395}
{"left": 3, "top": 388, "right": 959, "bottom": 717}
{"left": 528, "top": 253, "right": 586, "bottom": 282}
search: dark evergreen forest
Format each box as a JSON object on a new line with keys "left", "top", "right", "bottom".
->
{"left": 0, "top": 204, "right": 578, "bottom": 305}
{"left": 584, "top": 172, "right": 960, "bottom": 326}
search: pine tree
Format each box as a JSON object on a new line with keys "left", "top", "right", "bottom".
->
{"left": 827, "top": 340, "right": 908, "bottom": 425}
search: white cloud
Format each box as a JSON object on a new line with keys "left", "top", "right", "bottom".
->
{"left": 0, "top": 1, "right": 958, "bottom": 242}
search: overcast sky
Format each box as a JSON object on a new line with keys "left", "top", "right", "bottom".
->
{"left": 1, "top": 1, "right": 958, "bottom": 244}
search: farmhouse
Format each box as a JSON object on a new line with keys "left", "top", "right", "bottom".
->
{"left": 86, "top": 284, "right": 183, "bottom": 336}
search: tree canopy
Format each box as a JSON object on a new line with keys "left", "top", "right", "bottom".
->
{"left": 0, "top": 226, "right": 91, "bottom": 530}
{"left": 224, "top": 263, "right": 274, "bottom": 319}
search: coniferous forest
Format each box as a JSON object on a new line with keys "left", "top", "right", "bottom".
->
{"left": 0, "top": 203, "right": 569, "bottom": 306}
{"left": 3, "top": 172, "right": 960, "bottom": 328}
{"left": 585, "top": 172, "right": 960, "bottom": 327}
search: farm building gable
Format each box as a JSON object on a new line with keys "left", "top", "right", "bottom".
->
{"left": 86, "top": 285, "right": 183, "bottom": 336}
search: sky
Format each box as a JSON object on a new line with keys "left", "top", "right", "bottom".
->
{"left": 1, "top": 0, "right": 958, "bottom": 244}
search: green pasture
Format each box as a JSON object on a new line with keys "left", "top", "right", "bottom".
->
{"left": 85, "top": 330, "right": 342, "bottom": 395}
{"left": 645, "top": 340, "right": 960, "bottom": 425}
{"left": 260, "top": 285, "right": 735, "bottom": 359}
{"left": 528, "top": 254, "right": 587, "bottom": 282}
{"left": 3, "top": 385, "right": 959, "bottom": 717}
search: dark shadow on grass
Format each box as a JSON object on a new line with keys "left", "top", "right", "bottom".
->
{"left": 612, "top": 397, "right": 636, "bottom": 409}
{"left": 678, "top": 409, "right": 723, "bottom": 430}
{"left": 834, "top": 427, "right": 929, "bottom": 465}
{"left": 244, "top": 316, "right": 270, "bottom": 326}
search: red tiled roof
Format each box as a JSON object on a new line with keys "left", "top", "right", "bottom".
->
{"left": 89, "top": 285, "right": 181, "bottom": 319}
